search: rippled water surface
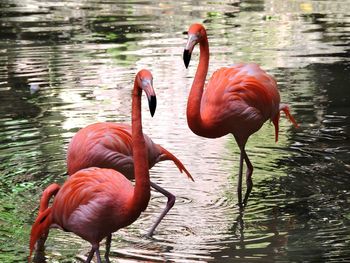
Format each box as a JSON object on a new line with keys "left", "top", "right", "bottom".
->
{"left": 0, "top": 0, "right": 349, "bottom": 262}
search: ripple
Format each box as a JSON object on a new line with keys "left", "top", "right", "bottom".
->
{"left": 1, "top": 0, "right": 350, "bottom": 262}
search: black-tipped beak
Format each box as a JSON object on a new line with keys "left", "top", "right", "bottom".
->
{"left": 141, "top": 77, "right": 156, "bottom": 117}
{"left": 148, "top": 95, "right": 157, "bottom": 117}
{"left": 183, "top": 49, "right": 191, "bottom": 69}
{"left": 183, "top": 33, "right": 197, "bottom": 68}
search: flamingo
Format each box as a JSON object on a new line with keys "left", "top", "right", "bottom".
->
{"left": 29, "top": 69, "right": 156, "bottom": 263}
{"left": 183, "top": 23, "right": 298, "bottom": 207}
{"left": 66, "top": 119, "right": 193, "bottom": 238}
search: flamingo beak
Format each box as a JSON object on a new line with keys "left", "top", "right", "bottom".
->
{"left": 142, "top": 79, "right": 157, "bottom": 117}
{"left": 183, "top": 34, "right": 198, "bottom": 68}
{"left": 183, "top": 49, "right": 191, "bottom": 69}
{"left": 148, "top": 95, "right": 157, "bottom": 117}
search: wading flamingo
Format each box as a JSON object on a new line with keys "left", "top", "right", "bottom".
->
{"left": 29, "top": 69, "right": 156, "bottom": 263}
{"left": 67, "top": 116, "right": 193, "bottom": 237}
{"left": 183, "top": 23, "right": 298, "bottom": 207}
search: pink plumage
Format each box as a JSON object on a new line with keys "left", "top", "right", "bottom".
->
{"left": 66, "top": 121, "right": 193, "bottom": 237}
{"left": 29, "top": 69, "right": 156, "bottom": 263}
{"left": 183, "top": 23, "right": 298, "bottom": 207}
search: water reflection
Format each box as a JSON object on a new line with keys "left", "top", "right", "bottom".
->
{"left": 0, "top": 0, "right": 349, "bottom": 262}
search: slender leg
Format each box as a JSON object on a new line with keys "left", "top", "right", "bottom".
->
{"left": 85, "top": 246, "right": 95, "bottom": 263}
{"left": 86, "top": 244, "right": 102, "bottom": 263}
{"left": 104, "top": 234, "right": 112, "bottom": 263}
{"left": 95, "top": 247, "right": 102, "bottom": 263}
{"left": 230, "top": 209, "right": 244, "bottom": 238}
{"left": 242, "top": 149, "right": 253, "bottom": 206}
{"left": 237, "top": 151, "right": 244, "bottom": 208}
{"left": 146, "top": 181, "right": 176, "bottom": 237}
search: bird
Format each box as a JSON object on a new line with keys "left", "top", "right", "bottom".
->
{"left": 183, "top": 23, "right": 298, "bottom": 207}
{"left": 29, "top": 69, "right": 157, "bottom": 263}
{"left": 66, "top": 119, "right": 194, "bottom": 238}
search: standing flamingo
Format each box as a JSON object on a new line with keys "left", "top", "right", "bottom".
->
{"left": 29, "top": 69, "right": 156, "bottom": 263}
{"left": 66, "top": 119, "right": 193, "bottom": 237}
{"left": 183, "top": 23, "right": 298, "bottom": 207}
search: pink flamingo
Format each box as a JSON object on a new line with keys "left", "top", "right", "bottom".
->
{"left": 183, "top": 23, "right": 298, "bottom": 207}
{"left": 29, "top": 69, "right": 156, "bottom": 263}
{"left": 66, "top": 120, "right": 193, "bottom": 237}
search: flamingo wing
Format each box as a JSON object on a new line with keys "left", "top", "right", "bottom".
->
{"left": 201, "top": 63, "right": 281, "bottom": 139}
{"left": 67, "top": 123, "right": 135, "bottom": 176}
{"left": 67, "top": 122, "right": 162, "bottom": 178}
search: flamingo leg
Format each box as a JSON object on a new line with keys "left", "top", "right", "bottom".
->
{"left": 86, "top": 244, "right": 101, "bottom": 263}
{"left": 236, "top": 138, "right": 253, "bottom": 208}
{"left": 95, "top": 247, "right": 102, "bottom": 263}
{"left": 237, "top": 150, "right": 244, "bottom": 208}
{"left": 104, "top": 234, "right": 111, "bottom": 263}
{"left": 86, "top": 247, "right": 95, "bottom": 263}
{"left": 242, "top": 149, "right": 253, "bottom": 206}
{"left": 146, "top": 181, "right": 176, "bottom": 237}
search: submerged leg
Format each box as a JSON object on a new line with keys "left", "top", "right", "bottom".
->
{"left": 237, "top": 151, "right": 244, "bottom": 208}
{"left": 104, "top": 234, "right": 112, "bottom": 263}
{"left": 235, "top": 136, "right": 253, "bottom": 208}
{"left": 241, "top": 149, "right": 253, "bottom": 206}
{"left": 147, "top": 181, "right": 176, "bottom": 237}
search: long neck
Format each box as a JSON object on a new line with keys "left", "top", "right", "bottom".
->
{"left": 39, "top": 183, "right": 60, "bottom": 213}
{"left": 130, "top": 82, "right": 151, "bottom": 214}
{"left": 186, "top": 36, "right": 209, "bottom": 136}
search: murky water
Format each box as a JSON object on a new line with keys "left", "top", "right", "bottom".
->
{"left": 0, "top": 0, "right": 349, "bottom": 262}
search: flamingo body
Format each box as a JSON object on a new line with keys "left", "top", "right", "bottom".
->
{"left": 52, "top": 168, "right": 136, "bottom": 243}
{"left": 29, "top": 168, "right": 142, "bottom": 262}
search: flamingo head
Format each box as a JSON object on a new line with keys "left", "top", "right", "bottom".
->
{"left": 29, "top": 208, "right": 52, "bottom": 262}
{"left": 183, "top": 23, "right": 207, "bottom": 68}
{"left": 136, "top": 69, "right": 157, "bottom": 117}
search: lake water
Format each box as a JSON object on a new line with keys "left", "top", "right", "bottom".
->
{"left": 0, "top": 0, "right": 349, "bottom": 262}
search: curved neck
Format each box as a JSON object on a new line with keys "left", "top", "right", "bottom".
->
{"left": 39, "top": 184, "right": 60, "bottom": 213}
{"left": 130, "top": 81, "right": 151, "bottom": 214}
{"left": 186, "top": 36, "right": 210, "bottom": 136}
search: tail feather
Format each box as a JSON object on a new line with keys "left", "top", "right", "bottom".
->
{"left": 273, "top": 104, "right": 299, "bottom": 142}
{"left": 159, "top": 146, "right": 194, "bottom": 182}
{"left": 29, "top": 208, "right": 53, "bottom": 262}
{"left": 280, "top": 104, "right": 299, "bottom": 128}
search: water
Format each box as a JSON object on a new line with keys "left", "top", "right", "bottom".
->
{"left": 0, "top": 0, "right": 349, "bottom": 262}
